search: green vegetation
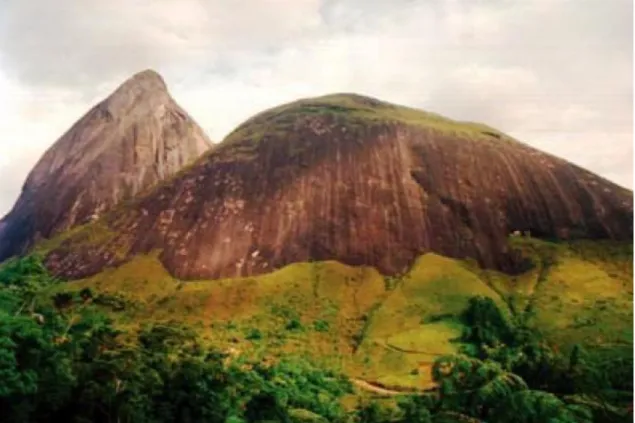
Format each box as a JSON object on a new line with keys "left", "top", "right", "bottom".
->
{"left": 38, "top": 239, "right": 631, "bottom": 391}
{"left": 209, "top": 93, "right": 514, "bottom": 167}
{"left": 0, "top": 256, "right": 353, "bottom": 422}
{"left": 349, "top": 292, "right": 632, "bottom": 422}
{"left": 223, "top": 93, "right": 508, "bottom": 146}
{"left": 33, "top": 219, "right": 121, "bottom": 257}
{"left": 1, "top": 235, "right": 632, "bottom": 422}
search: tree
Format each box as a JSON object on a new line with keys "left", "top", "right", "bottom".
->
{"left": 355, "top": 401, "right": 389, "bottom": 423}
{"left": 431, "top": 354, "right": 527, "bottom": 420}
{"left": 489, "top": 390, "right": 593, "bottom": 423}
{"left": 397, "top": 395, "right": 433, "bottom": 422}
{"left": 460, "top": 296, "right": 514, "bottom": 354}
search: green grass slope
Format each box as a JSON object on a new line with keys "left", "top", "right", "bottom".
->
{"left": 46, "top": 238, "right": 633, "bottom": 392}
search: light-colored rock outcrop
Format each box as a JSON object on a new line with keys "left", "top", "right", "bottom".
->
{"left": 0, "top": 69, "right": 211, "bottom": 260}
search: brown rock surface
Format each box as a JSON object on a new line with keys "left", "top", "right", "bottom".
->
{"left": 44, "top": 93, "right": 633, "bottom": 280}
{"left": 0, "top": 70, "right": 211, "bottom": 261}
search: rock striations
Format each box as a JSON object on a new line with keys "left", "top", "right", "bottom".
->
{"left": 41, "top": 90, "right": 633, "bottom": 280}
{"left": 0, "top": 70, "right": 211, "bottom": 261}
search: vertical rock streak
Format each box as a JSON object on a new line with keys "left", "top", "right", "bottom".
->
{"left": 43, "top": 94, "right": 632, "bottom": 280}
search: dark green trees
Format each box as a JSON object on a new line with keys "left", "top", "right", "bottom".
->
{"left": 0, "top": 257, "right": 631, "bottom": 422}
{"left": 0, "top": 257, "right": 352, "bottom": 423}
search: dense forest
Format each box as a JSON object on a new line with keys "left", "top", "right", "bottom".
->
{"left": 0, "top": 255, "right": 632, "bottom": 422}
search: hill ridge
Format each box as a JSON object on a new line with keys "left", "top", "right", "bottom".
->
{"left": 38, "top": 92, "right": 632, "bottom": 280}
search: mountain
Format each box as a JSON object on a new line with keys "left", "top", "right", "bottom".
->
{"left": 42, "top": 92, "right": 633, "bottom": 280}
{"left": 3, "top": 80, "right": 632, "bottom": 402}
{"left": 0, "top": 70, "right": 211, "bottom": 261}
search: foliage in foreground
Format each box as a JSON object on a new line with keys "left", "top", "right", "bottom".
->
{"left": 0, "top": 256, "right": 352, "bottom": 422}
{"left": 0, "top": 257, "right": 632, "bottom": 422}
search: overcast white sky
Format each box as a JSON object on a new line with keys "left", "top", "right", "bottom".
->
{"left": 0, "top": 0, "right": 632, "bottom": 216}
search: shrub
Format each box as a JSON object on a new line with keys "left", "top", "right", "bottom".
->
{"left": 246, "top": 328, "right": 263, "bottom": 340}
{"left": 286, "top": 318, "right": 304, "bottom": 331}
{"left": 52, "top": 291, "right": 75, "bottom": 310}
{"left": 313, "top": 319, "right": 329, "bottom": 332}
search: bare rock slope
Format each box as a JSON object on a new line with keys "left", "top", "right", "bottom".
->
{"left": 0, "top": 70, "right": 211, "bottom": 261}
{"left": 45, "top": 93, "right": 633, "bottom": 280}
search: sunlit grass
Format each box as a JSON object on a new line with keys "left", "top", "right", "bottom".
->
{"left": 44, "top": 238, "right": 633, "bottom": 391}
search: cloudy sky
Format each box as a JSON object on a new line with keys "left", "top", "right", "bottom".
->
{"left": 0, "top": 0, "right": 632, "bottom": 216}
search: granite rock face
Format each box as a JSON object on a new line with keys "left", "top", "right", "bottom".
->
{"left": 45, "top": 93, "right": 633, "bottom": 280}
{"left": 0, "top": 70, "right": 211, "bottom": 261}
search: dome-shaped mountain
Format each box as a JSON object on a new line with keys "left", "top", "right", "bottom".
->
{"left": 0, "top": 70, "right": 211, "bottom": 261}
{"left": 44, "top": 93, "right": 632, "bottom": 279}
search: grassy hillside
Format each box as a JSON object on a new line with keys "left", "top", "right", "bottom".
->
{"left": 43, "top": 237, "right": 633, "bottom": 393}
{"left": 222, "top": 93, "right": 509, "bottom": 152}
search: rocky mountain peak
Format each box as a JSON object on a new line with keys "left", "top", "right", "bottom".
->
{"left": 42, "top": 94, "right": 633, "bottom": 281}
{"left": 98, "top": 69, "right": 172, "bottom": 120}
{"left": 0, "top": 70, "right": 211, "bottom": 261}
